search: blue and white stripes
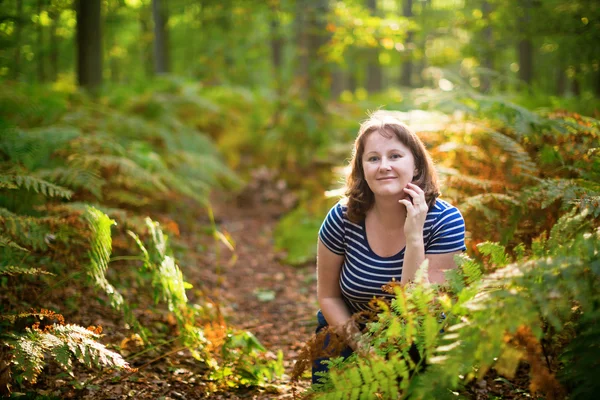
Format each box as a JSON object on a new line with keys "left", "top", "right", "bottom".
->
{"left": 318, "top": 199, "right": 466, "bottom": 313}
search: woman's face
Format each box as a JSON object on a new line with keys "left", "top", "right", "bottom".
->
{"left": 361, "top": 131, "right": 416, "bottom": 199}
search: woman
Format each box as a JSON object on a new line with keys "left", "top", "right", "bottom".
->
{"left": 313, "top": 111, "right": 466, "bottom": 382}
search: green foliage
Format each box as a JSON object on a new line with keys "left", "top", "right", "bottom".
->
{"left": 0, "top": 82, "right": 286, "bottom": 394}
{"left": 127, "top": 218, "right": 210, "bottom": 360}
{"left": 83, "top": 207, "right": 124, "bottom": 311}
{"left": 0, "top": 175, "right": 73, "bottom": 199}
{"left": 7, "top": 323, "right": 134, "bottom": 385}
{"left": 274, "top": 204, "right": 328, "bottom": 266}
{"left": 0, "top": 266, "right": 55, "bottom": 277}
{"left": 212, "top": 330, "right": 285, "bottom": 388}
{"left": 306, "top": 207, "right": 600, "bottom": 399}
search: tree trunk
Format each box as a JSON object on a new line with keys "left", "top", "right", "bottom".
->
{"left": 306, "top": 0, "right": 331, "bottom": 106}
{"left": 49, "top": 7, "right": 59, "bottom": 81}
{"left": 13, "top": 0, "right": 23, "bottom": 80}
{"left": 331, "top": 68, "right": 345, "bottom": 98}
{"left": 480, "top": 0, "right": 494, "bottom": 92}
{"left": 76, "top": 0, "right": 103, "bottom": 90}
{"left": 37, "top": 0, "right": 46, "bottom": 82}
{"left": 140, "top": 6, "right": 154, "bottom": 78}
{"left": 152, "top": 0, "right": 170, "bottom": 74}
{"left": 556, "top": 64, "right": 566, "bottom": 96}
{"left": 295, "top": 0, "right": 309, "bottom": 91}
{"left": 518, "top": 0, "right": 533, "bottom": 88}
{"left": 595, "top": 67, "right": 600, "bottom": 98}
{"left": 400, "top": 0, "right": 413, "bottom": 88}
{"left": 270, "top": 2, "right": 283, "bottom": 87}
{"left": 572, "top": 66, "right": 580, "bottom": 97}
{"left": 366, "top": 0, "right": 382, "bottom": 93}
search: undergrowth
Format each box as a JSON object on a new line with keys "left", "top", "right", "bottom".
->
{"left": 289, "top": 87, "right": 600, "bottom": 399}
{"left": 0, "top": 81, "right": 282, "bottom": 396}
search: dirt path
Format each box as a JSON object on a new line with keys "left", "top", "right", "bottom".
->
{"left": 184, "top": 194, "right": 318, "bottom": 398}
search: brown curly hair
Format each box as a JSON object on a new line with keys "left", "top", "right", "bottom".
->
{"left": 344, "top": 111, "right": 440, "bottom": 223}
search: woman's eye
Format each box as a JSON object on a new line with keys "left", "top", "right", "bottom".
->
{"left": 368, "top": 156, "right": 379, "bottom": 162}
{"left": 391, "top": 154, "right": 402, "bottom": 159}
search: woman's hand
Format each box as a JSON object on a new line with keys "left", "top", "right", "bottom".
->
{"left": 398, "top": 182, "right": 428, "bottom": 241}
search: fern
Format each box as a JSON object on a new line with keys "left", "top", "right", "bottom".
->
{"left": 306, "top": 207, "right": 599, "bottom": 400}
{"left": 0, "top": 234, "right": 29, "bottom": 252}
{"left": 74, "top": 154, "right": 169, "bottom": 193}
{"left": 480, "top": 126, "right": 540, "bottom": 179}
{"left": 477, "top": 242, "right": 511, "bottom": 268}
{"left": 127, "top": 219, "right": 209, "bottom": 354}
{"left": 459, "top": 193, "right": 519, "bottom": 221}
{"left": 35, "top": 166, "right": 105, "bottom": 200}
{"left": 0, "top": 266, "right": 55, "bottom": 276}
{"left": 83, "top": 207, "right": 125, "bottom": 311}
{"left": 0, "top": 175, "right": 73, "bottom": 199}
{"left": 0, "top": 207, "right": 56, "bottom": 251}
{"left": 0, "top": 126, "right": 80, "bottom": 170}
{"left": 8, "top": 323, "right": 134, "bottom": 385}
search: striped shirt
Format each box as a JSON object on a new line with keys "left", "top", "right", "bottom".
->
{"left": 318, "top": 199, "right": 466, "bottom": 313}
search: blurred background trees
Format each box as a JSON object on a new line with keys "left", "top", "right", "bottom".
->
{"left": 0, "top": 0, "right": 598, "bottom": 99}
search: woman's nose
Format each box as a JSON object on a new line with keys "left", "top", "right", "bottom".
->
{"left": 380, "top": 158, "right": 392, "bottom": 170}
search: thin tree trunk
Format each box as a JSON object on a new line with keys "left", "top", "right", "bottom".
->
{"left": 140, "top": 6, "right": 154, "bottom": 78}
{"left": 307, "top": 0, "right": 331, "bottom": 106}
{"left": 37, "top": 0, "right": 46, "bottom": 82}
{"left": 572, "top": 66, "right": 580, "bottom": 96}
{"left": 595, "top": 68, "right": 600, "bottom": 98}
{"left": 556, "top": 63, "right": 566, "bottom": 96}
{"left": 331, "top": 68, "right": 345, "bottom": 98}
{"left": 366, "top": 0, "right": 382, "bottom": 93}
{"left": 13, "top": 0, "right": 23, "bottom": 79}
{"left": 152, "top": 0, "right": 170, "bottom": 74}
{"left": 76, "top": 0, "right": 103, "bottom": 90}
{"left": 49, "top": 7, "right": 59, "bottom": 81}
{"left": 400, "top": 0, "right": 413, "bottom": 88}
{"left": 480, "top": 0, "right": 494, "bottom": 92}
{"left": 295, "top": 0, "right": 309, "bottom": 92}
{"left": 518, "top": 0, "right": 533, "bottom": 89}
{"left": 270, "top": 2, "right": 283, "bottom": 87}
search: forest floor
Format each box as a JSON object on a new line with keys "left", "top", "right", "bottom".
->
{"left": 32, "top": 186, "right": 317, "bottom": 399}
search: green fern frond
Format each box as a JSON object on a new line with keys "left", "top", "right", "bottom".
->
{"left": 459, "top": 193, "right": 519, "bottom": 221}
{"left": 0, "top": 126, "right": 80, "bottom": 170}
{"left": 547, "top": 208, "right": 591, "bottom": 251}
{"left": 482, "top": 127, "right": 539, "bottom": 178}
{"left": 0, "top": 234, "right": 29, "bottom": 252}
{"left": 454, "top": 253, "right": 483, "bottom": 286}
{"left": 127, "top": 219, "right": 209, "bottom": 352}
{"left": 0, "top": 175, "right": 73, "bottom": 199}
{"left": 73, "top": 154, "right": 168, "bottom": 193}
{"left": 9, "top": 324, "right": 134, "bottom": 384}
{"left": 526, "top": 178, "right": 600, "bottom": 210}
{"left": 0, "top": 208, "right": 54, "bottom": 251}
{"left": 477, "top": 242, "right": 511, "bottom": 268}
{"left": 0, "top": 266, "right": 55, "bottom": 276}
{"left": 35, "top": 166, "right": 105, "bottom": 200}
{"left": 83, "top": 207, "right": 124, "bottom": 310}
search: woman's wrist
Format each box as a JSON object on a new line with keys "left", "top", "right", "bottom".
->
{"left": 405, "top": 234, "right": 424, "bottom": 245}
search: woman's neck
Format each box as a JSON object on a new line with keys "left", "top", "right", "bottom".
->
{"left": 370, "top": 196, "right": 406, "bottom": 229}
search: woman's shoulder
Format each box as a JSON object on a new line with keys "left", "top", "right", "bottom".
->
{"left": 327, "top": 200, "right": 349, "bottom": 221}
{"left": 430, "top": 198, "right": 460, "bottom": 211}
{"left": 428, "top": 198, "right": 464, "bottom": 220}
